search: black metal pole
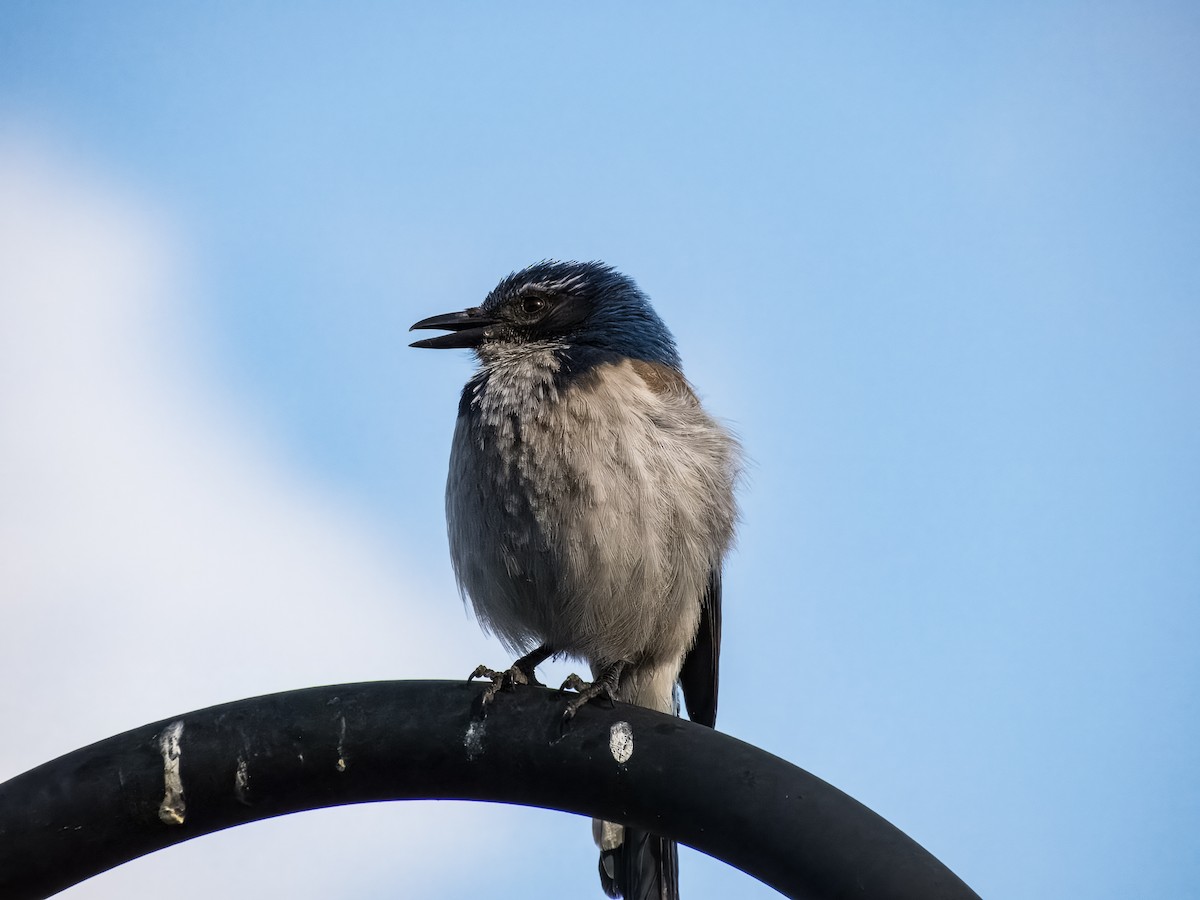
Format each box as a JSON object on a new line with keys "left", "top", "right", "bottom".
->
{"left": 0, "top": 680, "right": 979, "bottom": 899}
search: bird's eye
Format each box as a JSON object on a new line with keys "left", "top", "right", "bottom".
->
{"left": 520, "top": 296, "right": 547, "bottom": 316}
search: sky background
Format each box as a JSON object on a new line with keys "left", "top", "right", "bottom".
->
{"left": 2, "top": 3, "right": 1198, "bottom": 898}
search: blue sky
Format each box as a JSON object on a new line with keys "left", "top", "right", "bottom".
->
{"left": 2, "top": 3, "right": 1198, "bottom": 898}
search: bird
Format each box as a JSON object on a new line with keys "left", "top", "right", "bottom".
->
{"left": 410, "top": 260, "right": 741, "bottom": 900}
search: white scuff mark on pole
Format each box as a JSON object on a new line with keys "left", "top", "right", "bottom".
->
{"left": 234, "top": 755, "right": 250, "bottom": 804}
{"left": 157, "top": 721, "right": 186, "bottom": 825}
{"left": 464, "top": 719, "right": 486, "bottom": 760}
{"left": 609, "top": 721, "right": 634, "bottom": 765}
{"left": 336, "top": 716, "right": 348, "bottom": 772}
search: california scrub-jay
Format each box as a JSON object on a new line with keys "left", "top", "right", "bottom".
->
{"left": 411, "top": 261, "right": 741, "bottom": 900}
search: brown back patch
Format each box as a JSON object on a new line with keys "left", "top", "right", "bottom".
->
{"left": 630, "top": 358, "right": 695, "bottom": 399}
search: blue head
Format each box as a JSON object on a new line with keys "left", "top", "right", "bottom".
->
{"left": 410, "top": 261, "right": 682, "bottom": 369}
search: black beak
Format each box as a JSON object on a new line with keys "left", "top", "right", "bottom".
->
{"left": 409, "top": 308, "right": 499, "bottom": 349}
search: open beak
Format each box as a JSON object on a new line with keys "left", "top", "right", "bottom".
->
{"left": 409, "top": 308, "right": 499, "bottom": 349}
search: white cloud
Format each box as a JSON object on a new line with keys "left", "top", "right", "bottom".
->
{"left": 0, "top": 132, "right": 515, "bottom": 898}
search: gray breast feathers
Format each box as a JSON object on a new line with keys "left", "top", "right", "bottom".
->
{"left": 445, "top": 352, "right": 740, "bottom": 668}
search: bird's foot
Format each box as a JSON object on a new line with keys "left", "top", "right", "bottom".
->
{"left": 467, "top": 645, "right": 553, "bottom": 711}
{"left": 468, "top": 663, "right": 541, "bottom": 708}
{"left": 559, "top": 661, "right": 626, "bottom": 721}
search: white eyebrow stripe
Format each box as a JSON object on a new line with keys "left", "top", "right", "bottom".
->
{"left": 524, "top": 273, "right": 589, "bottom": 293}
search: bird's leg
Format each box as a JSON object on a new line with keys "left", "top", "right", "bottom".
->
{"left": 468, "top": 643, "right": 554, "bottom": 709}
{"left": 559, "top": 660, "right": 627, "bottom": 721}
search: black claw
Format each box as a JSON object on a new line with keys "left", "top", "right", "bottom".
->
{"left": 559, "top": 673, "right": 589, "bottom": 694}
{"left": 558, "top": 664, "right": 624, "bottom": 721}
{"left": 469, "top": 665, "right": 501, "bottom": 682}
{"left": 467, "top": 648, "right": 554, "bottom": 714}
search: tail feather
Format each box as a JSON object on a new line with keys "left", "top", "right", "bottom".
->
{"left": 594, "top": 660, "right": 689, "bottom": 899}
{"left": 598, "top": 827, "right": 679, "bottom": 900}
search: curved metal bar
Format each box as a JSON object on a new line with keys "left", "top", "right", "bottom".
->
{"left": 0, "top": 680, "right": 979, "bottom": 899}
